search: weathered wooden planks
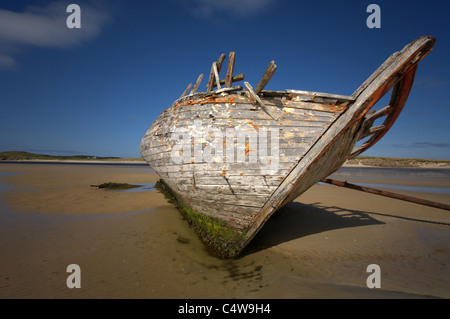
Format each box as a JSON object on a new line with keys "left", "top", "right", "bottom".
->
{"left": 140, "top": 36, "right": 435, "bottom": 257}
{"left": 140, "top": 88, "right": 344, "bottom": 243}
{"left": 152, "top": 105, "right": 339, "bottom": 124}
{"left": 141, "top": 88, "right": 346, "bottom": 228}
{"left": 141, "top": 94, "right": 337, "bottom": 175}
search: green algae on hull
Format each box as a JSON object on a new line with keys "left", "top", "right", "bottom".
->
{"left": 155, "top": 179, "right": 247, "bottom": 258}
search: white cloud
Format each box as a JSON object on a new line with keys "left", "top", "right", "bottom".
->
{"left": 0, "top": 1, "right": 112, "bottom": 70}
{"left": 185, "top": 0, "right": 275, "bottom": 21}
{"left": 0, "top": 54, "right": 18, "bottom": 70}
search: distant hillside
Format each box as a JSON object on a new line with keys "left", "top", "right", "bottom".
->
{"left": 0, "top": 151, "right": 448, "bottom": 168}
{"left": 0, "top": 151, "right": 122, "bottom": 161}
{"left": 345, "top": 156, "right": 450, "bottom": 168}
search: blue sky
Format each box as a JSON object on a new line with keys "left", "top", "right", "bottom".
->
{"left": 0, "top": 0, "right": 449, "bottom": 159}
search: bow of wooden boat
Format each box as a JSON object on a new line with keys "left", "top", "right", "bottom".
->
{"left": 348, "top": 36, "right": 436, "bottom": 158}
{"left": 140, "top": 36, "right": 436, "bottom": 258}
{"left": 234, "top": 36, "right": 436, "bottom": 255}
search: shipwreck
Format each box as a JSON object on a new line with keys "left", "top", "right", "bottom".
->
{"left": 140, "top": 36, "right": 435, "bottom": 257}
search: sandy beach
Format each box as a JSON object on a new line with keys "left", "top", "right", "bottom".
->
{"left": 0, "top": 163, "right": 449, "bottom": 299}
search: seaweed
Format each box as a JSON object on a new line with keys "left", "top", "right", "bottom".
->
{"left": 155, "top": 179, "right": 247, "bottom": 258}
{"left": 90, "top": 182, "right": 142, "bottom": 190}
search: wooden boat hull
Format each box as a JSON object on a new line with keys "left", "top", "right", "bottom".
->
{"left": 140, "top": 36, "right": 435, "bottom": 257}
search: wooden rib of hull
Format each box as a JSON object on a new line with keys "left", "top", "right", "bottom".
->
{"left": 140, "top": 36, "right": 435, "bottom": 257}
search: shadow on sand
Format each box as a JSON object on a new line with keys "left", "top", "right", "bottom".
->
{"left": 243, "top": 201, "right": 384, "bottom": 255}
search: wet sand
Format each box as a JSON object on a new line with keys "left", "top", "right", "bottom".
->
{"left": 0, "top": 163, "right": 449, "bottom": 299}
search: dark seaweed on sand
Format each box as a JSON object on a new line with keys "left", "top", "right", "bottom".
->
{"left": 90, "top": 182, "right": 141, "bottom": 190}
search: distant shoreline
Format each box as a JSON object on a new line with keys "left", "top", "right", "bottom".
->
{"left": 1, "top": 159, "right": 449, "bottom": 170}
{"left": 0, "top": 151, "right": 147, "bottom": 165}
{"left": 1, "top": 151, "right": 449, "bottom": 169}
{"left": 0, "top": 159, "right": 148, "bottom": 165}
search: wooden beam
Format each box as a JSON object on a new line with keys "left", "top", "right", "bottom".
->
{"left": 351, "top": 52, "right": 402, "bottom": 99}
{"left": 190, "top": 74, "right": 203, "bottom": 95}
{"left": 214, "top": 86, "right": 243, "bottom": 94}
{"left": 358, "top": 125, "right": 386, "bottom": 141}
{"left": 217, "top": 53, "right": 226, "bottom": 71}
{"left": 254, "top": 60, "right": 277, "bottom": 95}
{"left": 321, "top": 178, "right": 450, "bottom": 211}
{"left": 349, "top": 65, "right": 418, "bottom": 158}
{"left": 225, "top": 52, "right": 236, "bottom": 88}
{"left": 244, "top": 81, "right": 277, "bottom": 120}
{"left": 206, "top": 53, "right": 226, "bottom": 92}
{"left": 286, "top": 90, "right": 355, "bottom": 102}
{"left": 213, "top": 62, "right": 221, "bottom": 90}
{"left": 206, "top": 65, "right": 215, "bottom": 93}
{"left": 180, "top": 83, "right": 192, "bottom": 98}
{"left": 212, "top": 74, "right": 244, "bottom": 88}
{"left": 365, "top": 105, "right": 393, "bottom": 122}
